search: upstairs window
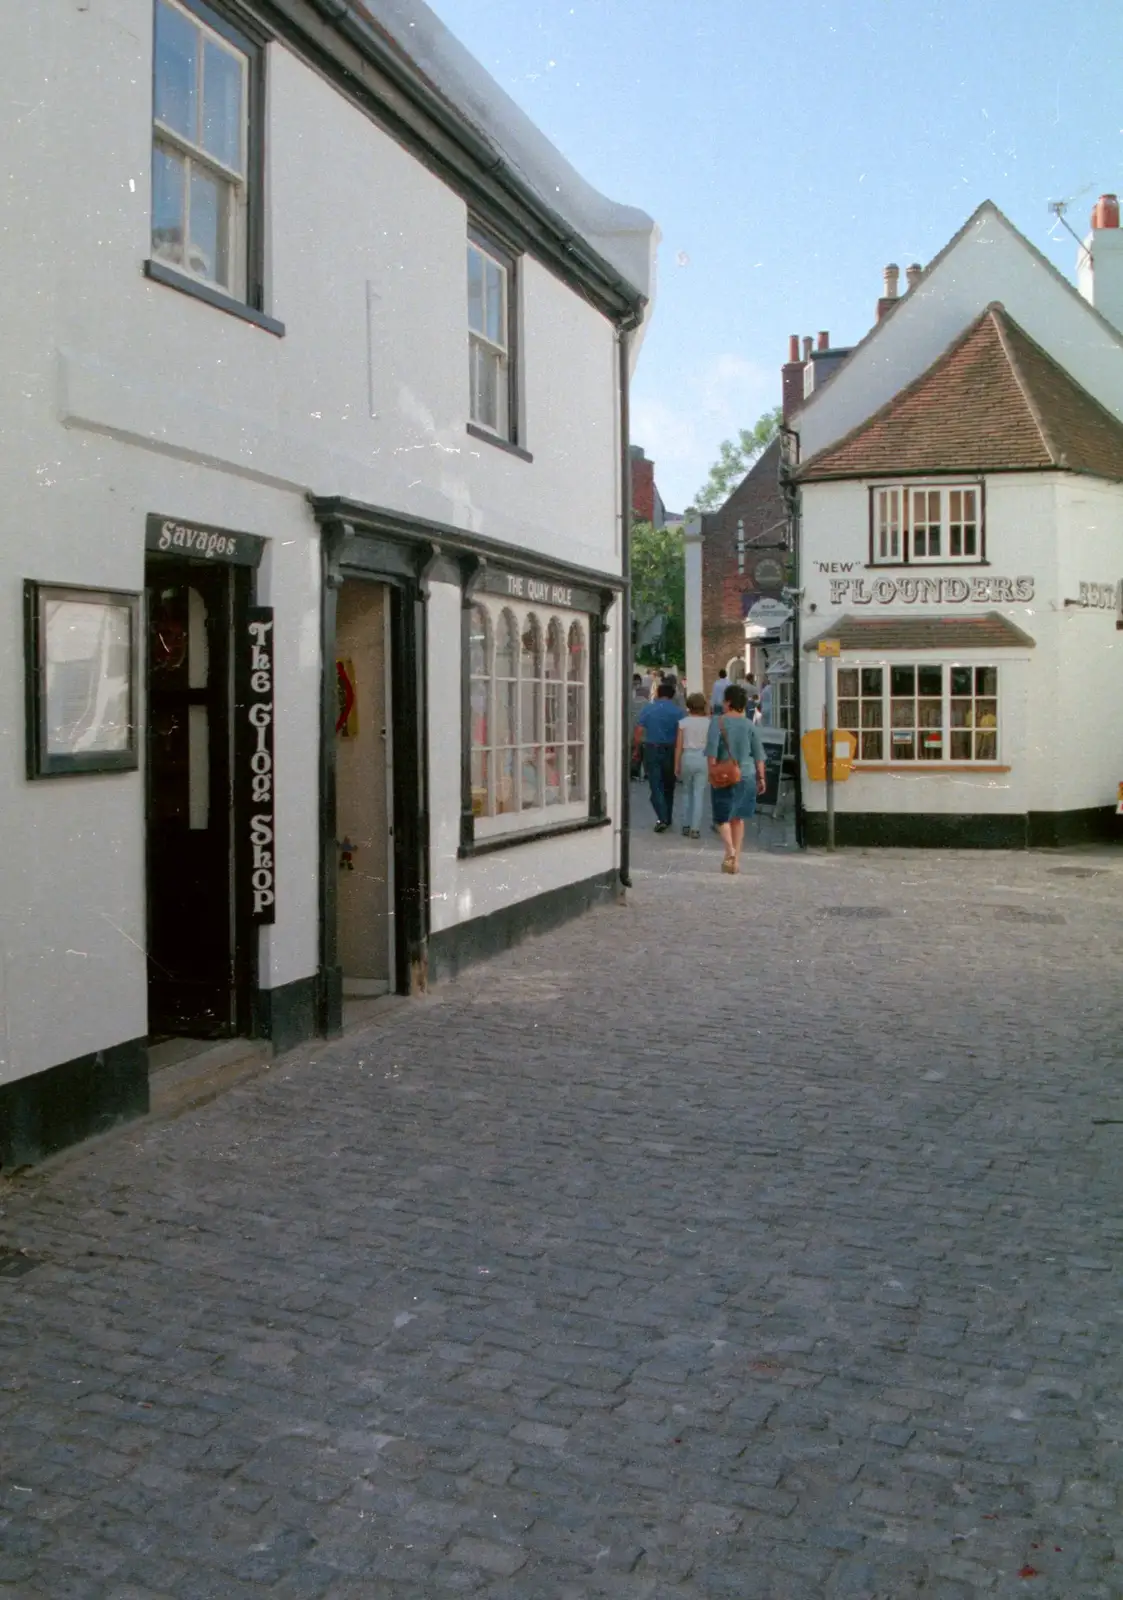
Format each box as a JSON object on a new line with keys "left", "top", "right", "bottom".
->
{"left": 467, "top": 229, "right": 519, "bottom": 443}
{"left": 151, "top": 0, "right": 263, "bottom": 306}
{"left": 871, "top": 485, "right": 983, "bottom": 564}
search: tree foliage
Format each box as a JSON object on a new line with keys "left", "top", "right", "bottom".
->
{"left": 630, "top": 519, "right": 685, "bottom": 667}
{"left": 692, "top": 406, "right": 782, "bottom": 513}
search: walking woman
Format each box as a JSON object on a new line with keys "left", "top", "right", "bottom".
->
{"left": 707, "top": 682, "right": 766, "bottom": 874}
{"left": 674, "top": 692, "right": 711, "bottom": 839}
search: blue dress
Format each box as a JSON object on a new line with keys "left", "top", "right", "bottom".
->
{"left": 706, "top": 714, "right": 764, "bottom": 823}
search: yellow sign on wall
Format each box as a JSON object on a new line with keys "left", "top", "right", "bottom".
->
{"left": 801, "top": 728, "right": 857, "bottom": 782}
{"left": 817, "top": 638, "right": 841, "bottom": 657}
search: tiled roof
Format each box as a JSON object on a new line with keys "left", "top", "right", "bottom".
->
{"left": 796, "top": 304, "right": 1123, "bottom": 483}
{"left": 803, "top": 612, "right": 1036, "bottom": 652}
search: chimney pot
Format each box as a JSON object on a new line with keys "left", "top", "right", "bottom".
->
{"left": 801, "top": 336, "right": 812, "bottom": 360}
{"left": 1092, "top": 194, "right": 1120, "bottom": 230}
{"left": 788, "top": 334, "right": 800, "bottom": 362}
{"left": 905, "top": 263, "right": 922, "bottom": 290}
{"left": 883, "top": 263, "right": 900, "bottom": 299}
{"left": 817, "top": 331, "right": 829, "bottom": 350}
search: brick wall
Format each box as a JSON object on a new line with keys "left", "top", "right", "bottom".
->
{"left": 700, "top": 436, "right": 788, "bottom": 690}
{"left": 631, "top": 454, "right": 656, "bottom": 524}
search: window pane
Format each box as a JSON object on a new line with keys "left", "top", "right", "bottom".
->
{"left": 496, "top": 747, "right": 517, "bottom": 814}
{"left": 976, "top": 699, "right": 997, "bottom": 725}
{"left": 470, "top": 678, "right": 489, "bottom": 751}
{"left": 521, "top": 615, "right": 541, "bottom": 675}
{"left": 469, "top": 605, "right": 489, "bottom": 678}
{"left": 890, "top": 699, "right": 915, "bottom": 728}
{"left": 920, "top": 729, "right": 943, "bottom": 760}
{"left": 918, "top": 665, "right": 942, "bottom": 696}
{"left": 838, "top": 668, "right": 858, "bottom": 697}
{"left": 917, "top": 698, "right": 941, "bottom": 728}
{"left": 495, "top": 610, "right": 517, "bottom": 677}
{"left": 976, "top": 667, "right": 997, "bottom": 695}
{"left": 152, "top": 143, "right": 186, "bottom": 265}
{"left": 566, "top": 683, "right": 584, "bottom": 743}
{"left": 470, "top": 747, "right": 491, "bottom": 817}
{"left": 837, "top": 699, "right": 859, "bottom": 729}
{"left": 202, "top": 37, "right": 244, "bottom": 171}
{"left": 890, "top": 666, "right": 915, "bottom": 696}
{"left": 520, "top": 680, "right": 540, "bottom": 744}
{"left": 566, "top": 744, "right": 585, "bottom": 801}
{"left": 467, "top": 246, "right": 484, "bottom": 334}
{"left": 891, "top": 730, "right": 916, "bottom": 758}
{"left": 545, "top": 681, "right": 562, "bottom": 742}
{"left": 520, "top": 746, "right": 541, "bottom": 809}
{"left": 544, "top": 746, "right": 562, "bottom": 805}
{"left": 861, "top": 699, "right": 883, "bottom": 728}
{"left": 975, "top": 730, "right": 997, "bottom": 760}
{"left": 154, "top": 0, "right": 198, "bottom": 141}
{"left": 567, "top": 623, "right": 587, "bottom": 683}
{"left": 470, "top": 339, "right": 499, "bottom": 430}
{"left": 950, "top": 666, "right": 972, "bottom": 696}
{"left": 860, "top": 731, "right": 883, "bottom": 760}
{"left": 188, "top": 166, "right": 230, "bottom": 286}
{"left": 485, "top": 259, "right": 505, "bottom": 346}
{"left": 545, "top": 619, "right": 564, "bottom": 679}
{"left": 860, "top": 668, "right": 883, "bottom": 696}
{"left": 950, "top": 731, "right": 972, "bottom": 759}
{"left": 950, "top": 699, "right": 972, "bottom": 728}
{"left": 495, "top": 680, "right": 516, "bottom": 748}
{"left": 963, "top": 526, "right": 977, "bottom": 556}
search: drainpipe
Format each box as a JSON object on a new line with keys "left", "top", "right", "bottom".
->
{"left": 618, "top": 314, "right": 640, "bottom": 891}
{"left": 778, "top": 426, "right": 805, "bottom": 848}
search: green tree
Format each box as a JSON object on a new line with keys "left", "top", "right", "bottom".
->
{"left": 692, "top": 406, "right": 782, "bottom": 513}
{"left": 630, "top": 519, "right": 685, "bottom": 667}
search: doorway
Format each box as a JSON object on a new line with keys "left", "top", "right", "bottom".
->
{"left": 145, "top": 558, "right": 241, "bottom": 1037}
{"left": 335, "top": 580, "right": 395, "bottom": 999}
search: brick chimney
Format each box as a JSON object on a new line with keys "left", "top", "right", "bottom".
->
{"left": 1079, "top": 195, "right": 1123, "bottom": 332}
{"left": 781, "top": 333, "right": 803, "bottom": 423}
{"left": 877, "top": 263, "right": 900, "bottom": 321}
{"left": 817, "top": 331, "right": 829, "bottom": 350}
{"left": 905, "top": 262, "right": 922, "bottom": 291}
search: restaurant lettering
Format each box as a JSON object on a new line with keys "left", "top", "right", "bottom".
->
{"left": 829, "top": 575, "right": 1035, "bottom": 606}
{"left": 504, "top": 573, "right": 574, "bottom": 608}
{"left": 1076, "top": 581, "right": 1120, "bottom": 610}
{"left": 244, "top": 609, "right": 275, "bottom": 923}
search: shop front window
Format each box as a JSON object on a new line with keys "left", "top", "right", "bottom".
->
{"left": 837, "top": 663, "right": 999, "bottom": 763}
{"left": 468, "top": 597, "right": 590, "bottom": 833}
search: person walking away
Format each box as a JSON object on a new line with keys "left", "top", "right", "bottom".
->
{"left": 710, "top": 667, "right": 729, "bottom": 714}
{"left": 675, "top": 692, "right": 711, "bottom": 839}
{"left": 630, "top": 674, "right": 648, "bottom": 779}
{"left": 665, "top": 674, "right": 687, "bottom": 710}
{"left": 633, "top": 681, "right": 681, "bottom": 831}
{"left": 707, "top": 682, "right": 766, "bottom": 874}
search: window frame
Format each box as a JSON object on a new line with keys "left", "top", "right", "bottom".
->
{"left": 835, "top": 660, "right": 1002, "bottom": 767}
{"left": 466, "top": 223, "right": 521, "bottom": 449}
{"left": 868, "top": 481, "right": 986, "bottom": 567}
{"left": 146, "top": 0, "right": 276, "bottom": 328}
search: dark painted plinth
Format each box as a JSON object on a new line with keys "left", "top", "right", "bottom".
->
{"left": 804, "top": 807, "right": 1123, "bottom": 850}
{"left": 252, "top": 974, "right": 320, "bottom": 1054}
{"left": 428, "top": 869, "right": 616, "bottom": 985}
{"left": 0, "top": 1039, "right": 148, "bottom": 1171}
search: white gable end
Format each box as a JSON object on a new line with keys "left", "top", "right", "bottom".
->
{"left": 798, "top": 204, "right": 1123, "bottom": 462}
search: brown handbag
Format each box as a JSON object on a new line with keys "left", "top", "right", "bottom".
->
{"left": 709, "top": 716, "right": 742, "bottom": 789}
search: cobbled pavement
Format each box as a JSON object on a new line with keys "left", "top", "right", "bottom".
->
{"left": 0, "top": 787, "right": 1121, "bottom": 1599}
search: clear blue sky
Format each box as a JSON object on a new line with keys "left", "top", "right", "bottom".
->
{"left": 429, "top": 0, "right": 1121, "bottom": 513}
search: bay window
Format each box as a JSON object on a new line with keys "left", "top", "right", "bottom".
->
{"left": 837, "top": 664, "right": 999, "bottom": 763}
{"left": 469, "top": 598, "right": 588, "bottom": 833}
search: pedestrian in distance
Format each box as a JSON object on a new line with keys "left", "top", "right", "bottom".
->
{"left": 710, "top": 666, "right": 728, "bottom": 714}
{"left": 675, "top": 691, "right": 711, "bottom": 839}
{"left": 630, "top": 674, "right": 648, "bottom": 779}
{"left": 708, "top": 682, "right": 767, "bottom": 875}
{"left": 759, "top": 675, "right": 773, "bottom": 725}
{"left": 633, "top": 680, "right": 681, "bottom": 832}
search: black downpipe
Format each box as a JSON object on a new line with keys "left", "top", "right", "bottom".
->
{"left": 618, "top": 318, "right": 636, "bottom": 891}
{"left": 779, "top": 429, "right": 806, "bottom": 848}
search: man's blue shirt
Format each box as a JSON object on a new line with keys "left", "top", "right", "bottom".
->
{"left": 637, "top": 699, "right": 683, "bottom": 745}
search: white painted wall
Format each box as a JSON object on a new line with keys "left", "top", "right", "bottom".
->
{"left": 0, "top": 0, "right": 632, "bottom": 1086}
{"left": 683, "top": 515, "right": 703, "bottom": 694}
{"left": 799, "top": 207, "right": 1123, "bottom": 462}
{"left": 1053, "top": 477, "right": 1123, "bottom": 814}
{"left": 799, "top": 474, "right": 1064, "bottom": 819}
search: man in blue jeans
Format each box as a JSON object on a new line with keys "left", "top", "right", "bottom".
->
{"left": 633, "top": 680, "right": 682, "bottom": 831}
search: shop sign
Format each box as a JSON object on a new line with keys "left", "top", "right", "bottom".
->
{"left": 475, "top": 565, "right": 602, "bottom": 616}
{"left": 1074, "top": 581, "right": 1121, "bottom": 610}
{"left": 243, "top": 608, "right": 276, "bottom": 923}
{"left": 747, "top": 597, "right": 792, "bottom": 628}
{"left": 749, "top": 553, "right": 787, "bottom": 591}
{"left": 818, "top": 638, "right": 841, "bottom": 657}
{"left": 829, "top": 574, "right": 1034, "bottom": 605}
{"left": 146, "top": 513, "right": 265, "bottom": 567}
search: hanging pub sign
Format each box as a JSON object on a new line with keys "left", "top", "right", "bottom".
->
{"left": 240, "top": 607, "right": 276, "bottom": 924}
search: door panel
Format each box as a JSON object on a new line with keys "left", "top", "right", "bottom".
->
{"left": 146, "top": 561, "right": 235, "bottom": 1035}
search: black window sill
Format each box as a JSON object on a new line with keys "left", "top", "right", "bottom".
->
{"left": 458, "top": 813, "right": 609, "bottom": 859}
{"left": 466, "top": 422, "right": 533, "bottom": 463}
{"left": 144, "top": 260, "right": 286, "bottom": 337}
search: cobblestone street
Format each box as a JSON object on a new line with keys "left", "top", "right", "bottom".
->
{"left": 1, "top": 798, "right": 1121, "bottom": 1599}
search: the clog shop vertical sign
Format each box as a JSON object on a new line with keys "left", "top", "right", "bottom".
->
{"left": 241, "top": 608, "right": 276, "bottom": 922}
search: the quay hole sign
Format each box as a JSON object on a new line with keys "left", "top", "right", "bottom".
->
{"left": 244, "top": 609, "right": 276, "bottom": 923}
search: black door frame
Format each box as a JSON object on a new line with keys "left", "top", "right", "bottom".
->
{"left": 318, "top": 522, "right": 431, "bottom": 1035}
{"left": 144, "top": 552, "right": 256, "bottom": 1038}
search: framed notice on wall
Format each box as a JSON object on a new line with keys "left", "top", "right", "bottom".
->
{"left": 24, "top": 581, "right": 140, "bottom": 778}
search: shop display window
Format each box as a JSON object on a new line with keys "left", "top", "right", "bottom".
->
{"left": 837, "top": 662, "right": 999, "bottom": 763}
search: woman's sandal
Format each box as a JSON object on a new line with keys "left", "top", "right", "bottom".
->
{"left": 721, "top": 855, "right": 736, "bottom": 874}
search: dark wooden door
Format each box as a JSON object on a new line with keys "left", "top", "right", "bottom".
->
{"left": 145, "top": 560, "right": 235, "bottom": 1036}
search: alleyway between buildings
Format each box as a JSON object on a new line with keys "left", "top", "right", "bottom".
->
{"left": 1, "top": 800, "right": 1121, "bottom": 1599}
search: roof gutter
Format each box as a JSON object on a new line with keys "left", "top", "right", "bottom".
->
{"left": 286, "top": 0, "right": 647, "bottom": 322}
